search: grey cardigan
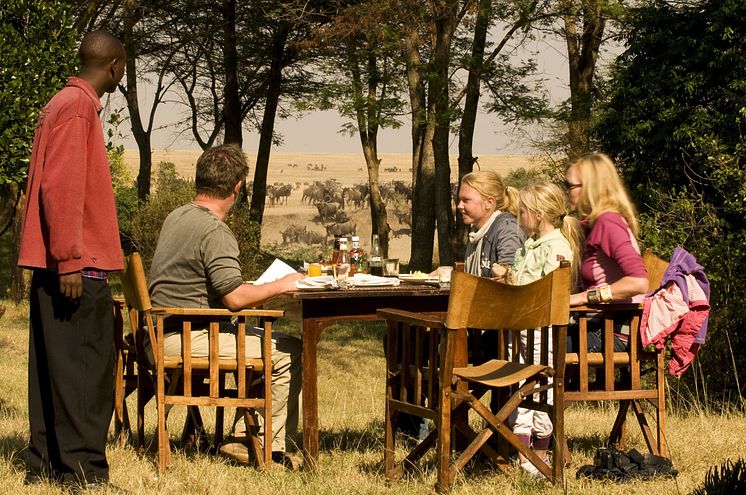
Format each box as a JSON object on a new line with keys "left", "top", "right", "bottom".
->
{"left": 466, "top": 211, "right": 525, "bottom": 278}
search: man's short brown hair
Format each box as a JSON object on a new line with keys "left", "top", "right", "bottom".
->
{"left": 195, "top": 144, "right": 249, "bottom": 198}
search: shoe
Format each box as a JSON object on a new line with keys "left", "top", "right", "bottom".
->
{"left": 24, "top": 469, "right": 62, "bottom": 486}
{"left": 519, "top": 457, "right": 549, "bottom": 480}
{"left": 219, "top": 441, "right": 250, "bottom": 464}
{"left": 272, "top": 451, "right": 303, "bottom": 471}
{"left": 24, "top": 472, "right": 46, "bottom": 485}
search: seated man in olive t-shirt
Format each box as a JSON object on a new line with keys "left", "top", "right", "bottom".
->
{"left": 148, "top": 144, "right": 304, "bottom": 466}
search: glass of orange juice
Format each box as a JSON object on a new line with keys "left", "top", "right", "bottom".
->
{"left": 308, "top": 263, "right": 322, "bottom": 277}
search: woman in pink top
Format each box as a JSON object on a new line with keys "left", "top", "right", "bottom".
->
{"left": 565, "top": 152, "right": 648, "bottom": 351}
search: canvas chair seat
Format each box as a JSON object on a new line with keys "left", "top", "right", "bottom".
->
{"left": 454, "top": 360, "right": 551, "bottom": 388}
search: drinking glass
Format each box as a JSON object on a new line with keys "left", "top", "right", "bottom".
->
{"left": 383, "top": 258, "right": 400, "bottom": 277}
{"left": 308, "top": 263, "right": 322, "bottom": 277}
{"left": 437, "top": 266, "right": 453, "bottom": 289}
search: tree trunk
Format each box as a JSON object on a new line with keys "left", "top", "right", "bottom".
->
{"left": 431, "top": 2, "right": 458, "bottom": 266}
{"left": 0, "top": 183, "right": 20, "bottom": 237}
{"left": 122, "top": 4, "right": 152, "bottom": 200}
{"left": 222, "top": 0, "right": 242, "bottom": 147}
{"left": 248, "top": 24, "right": 290, "bottom": 230}
{"left": 403, "top": 24, "right": 435, "bottom": 271}
{"left": 351, "top": 50, "right": 390, "bottom": 256}
{"left": 11, "top": 193, "right": 28, "bottom": 304}
{"left": 455, "top": 0, "right": 491, "bottom": 259}
{"left": 564, "top": 0, "right": 605, "bottom": 158}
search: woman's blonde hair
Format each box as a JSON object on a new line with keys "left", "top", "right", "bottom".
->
{"left": 519, "top": 182, "right": 583, "bottom": 286}
{"left": 568, "top": 152, "right": 640, "bottom": 236}
{"left": 460, "top": 170, "right": 519, "bottom": 217}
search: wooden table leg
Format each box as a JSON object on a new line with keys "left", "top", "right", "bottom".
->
{"left": 302, "top": 316, "right": 320, "bottom": 469}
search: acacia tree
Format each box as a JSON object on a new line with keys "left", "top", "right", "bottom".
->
{"left": 395, "top": 0, "right": 551, "bottom": 269}
{"left": 70, "top": 0, "right": 180, "bottom": 200}
{"left": 306, "top": 3, "right": 408, "bottom": 256}
{"left": 595, "top": 0, "right": 746, "bottom": 404}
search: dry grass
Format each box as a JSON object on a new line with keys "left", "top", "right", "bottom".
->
{"left": 1, "top": 299, "right": 744, "bottom": 494}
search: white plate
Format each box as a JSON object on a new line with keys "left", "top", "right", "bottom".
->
{"left": 399, "top": 274, "right": 439, "bottom": 285}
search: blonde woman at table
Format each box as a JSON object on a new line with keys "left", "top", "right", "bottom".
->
{"left": 458, "top": 170, "right": 525, "bottom": 278}
{"left": 565, "top": 152, "right": 648, "bottom": 353}
{"left": 492, "top": 182, "right": 582, "bottom": 477}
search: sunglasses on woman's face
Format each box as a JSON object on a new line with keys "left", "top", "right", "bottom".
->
{"left": 564, "top": 180, "right": 582, "bottom": 191}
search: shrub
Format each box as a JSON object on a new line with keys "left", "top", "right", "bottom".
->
{"left": 503, "top": 166, "right": 546, "bottom": 189}
{"left": 128, "top": 179, "right": 195, "bottom": 268}
{"left": 224, "top": 204, "right": 274, "bottom": 280}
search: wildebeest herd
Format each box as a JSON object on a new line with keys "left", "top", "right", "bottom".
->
{"left": 271, "top": 177, "right": 415, "bottom": 249}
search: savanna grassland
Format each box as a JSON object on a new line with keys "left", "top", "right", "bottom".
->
{"left": 123, "top": 150, "right": 541, "bottom": 263}
{"left": 0, "top": 299, "right": 744, "bottom": 494}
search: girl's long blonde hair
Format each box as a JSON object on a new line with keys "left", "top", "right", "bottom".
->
{"left": 569, "top": 152, "right": 640, "bottom": 236}
{"left": 519, "top": 182, "right": 583, "bottom": 286}
{"left": 460, "top": 170, "right": 519, "bottom": 217}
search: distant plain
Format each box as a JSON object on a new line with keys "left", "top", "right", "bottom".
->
{"left": 124, "top": 150, "right": 540, "bottom": 263}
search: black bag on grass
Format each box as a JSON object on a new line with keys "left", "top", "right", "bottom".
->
{"left": 576, "top": 446, "right": 678, "bottom": 482}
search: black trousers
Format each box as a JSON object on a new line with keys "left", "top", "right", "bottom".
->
{"left": 27, "top": 270, "right": 114, "bottom": 483}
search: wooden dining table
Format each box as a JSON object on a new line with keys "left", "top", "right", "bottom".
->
{"left": 283, "top": 282, "right": 450, "bottom": 468}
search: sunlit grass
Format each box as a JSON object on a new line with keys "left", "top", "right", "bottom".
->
{"left": 0, "top": 300, "right": 743, "bottom": 494}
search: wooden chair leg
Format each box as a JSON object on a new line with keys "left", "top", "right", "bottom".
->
{"left": 435, "top": 390, "right": 452, "bottom": 493}
{"left": 609, "top": 399, "right": 631, "bottom": 448}
{"left": 243, "top": 409, "right": 266, "bottom": 468}
{"left": 632, "top": 400, "right": 660, "bottom": 456}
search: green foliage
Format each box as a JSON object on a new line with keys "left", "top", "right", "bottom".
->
{"left": 109, "top": 147, "right": 138, "bottom": 246}
{"left": 128, "top": 176, "right": 195, "bottom": 269}
{"left": 596, "top": 0, "right": 746, "bottom": 406}
{"left": 262, "top": 241, "right": 327, "bottom": 273}
{"left": 155, "top": 161, "right": 182, "bottom": 192}
{"left": 224, "top": 204, "right": 273, "bottom": 280}
{"left": 503, "top": 166, "right": 546, "bottom": 189}
{"left": 0, "top": 0, "right": 77, "bottom": 186}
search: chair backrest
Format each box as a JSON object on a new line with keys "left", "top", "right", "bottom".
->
{"left": 444, "top": 265, "right": 572, "bottom": 332}
{"left": 121, "top": 253, "right": 153, "bottom": 312}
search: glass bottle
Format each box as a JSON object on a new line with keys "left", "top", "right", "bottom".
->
{"left": 369, "top": 233, "right": 383, "bottom": 277}
{"left": 335, "top": 240, "right": 351, "bottom": 288}
{"left": 349, "top": 235, "right": 364, "bottom": 274}
{"left": 331, "top": 234, "right": 341, "bottom": 265}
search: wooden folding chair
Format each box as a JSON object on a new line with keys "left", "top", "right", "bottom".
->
{"left": 379, "top": 265, "right": 572, "bottom": 491}
{"left": 563, "top": 249, "right": 669, "bottom": 459}
{"left": 112, "top": 296, "right": 139, "bottom": 443}
{"left": 120, "top": 252, "right": 282, "bottom": 471}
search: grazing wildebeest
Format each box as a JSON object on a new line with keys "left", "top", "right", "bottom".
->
{"left": 325, "top": 221, "right": 357, "bottom": 238}
{"left": 280, "top": 224, "right": 307, "bottom": 244}
{"left": 300, "top": 230, "right": 324, "bottom": 245}
{"left": 314, "top": 200, "right": 338, "bottom": 222}
{"left": 333, "top": 210, "right": 350, "bottom": 224}
{"left": 271, "top": 183, "right": 292, "bottom": 205}
{"left": 344, "top": 187, "right": 365, "bottom": 209}
{"left": 394, "top": 209, "right": 412, "bottom": 227}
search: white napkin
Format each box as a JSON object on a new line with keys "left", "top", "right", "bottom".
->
{"left": 352, "top": 273, "right": 400, "bottom": 287}
{"left": 295, "top": 275, "right": 337, "bottom": 289}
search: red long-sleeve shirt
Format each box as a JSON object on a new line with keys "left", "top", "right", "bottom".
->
{"left": 18, "top": 77, "right": 123, "bottom": 273}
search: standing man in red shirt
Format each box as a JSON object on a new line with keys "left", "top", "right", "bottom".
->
{"left": 17, "top": 30, "right": 126, "bottom": 490}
